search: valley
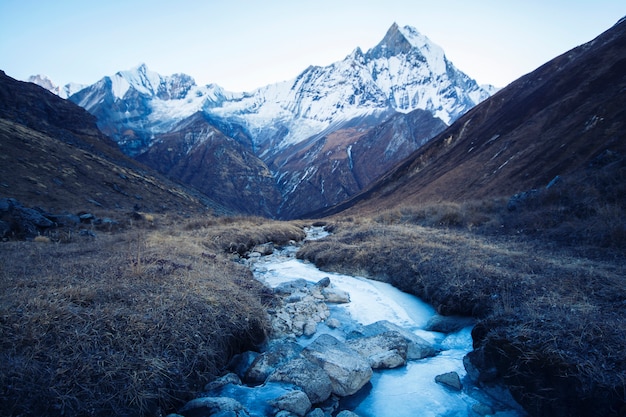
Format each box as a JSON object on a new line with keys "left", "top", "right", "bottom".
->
{"left": 1, "top": 14, "right": 625, "bottom": 417}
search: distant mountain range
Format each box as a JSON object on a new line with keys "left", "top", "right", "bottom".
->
{"left": 30, "top": 23, "right": 495, "bottom": 218}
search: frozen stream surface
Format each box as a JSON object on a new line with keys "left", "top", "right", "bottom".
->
{"left": 248, "top": 227, "right": 524, "bottom": 417}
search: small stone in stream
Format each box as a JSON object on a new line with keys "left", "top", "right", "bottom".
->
{"left": 204, "top": 372, "right": 242, "bottom": 392}
{"left": 326, "top": 318, "right": 341, "bottom": 329}
{"left": 472, "top": 402, "right": 495, "bottom": 416}
{"left": 269, "top": 390, "right": 311, "bottom": 417}
{"left": 303, "top": 320, "right": 318, "bottom": 337}
{"left": 425, "top": 315, "right": 475, "bottom": 333}
{"left": 337, "top": 411, "right": 362, "bottom": 417}
{"left": 316, "top": 277, "right": 331, "bottom": 288}
{"left": 435, "top": 371, "right": 462, "bottom": 391}
{"left": 227, "top": 351, "right": 260, "bottom": 380}
{"left": 178, "top": 396, "right": 246, "bottom": 416}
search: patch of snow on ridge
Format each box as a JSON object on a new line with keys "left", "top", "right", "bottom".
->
{"left": 110, "top": 74, "right": 131, "bottom": 100}
{"left": 397, "top": 25, "right": 447, "bottom": 75}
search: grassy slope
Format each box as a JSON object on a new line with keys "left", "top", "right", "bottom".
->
{"left": 0, "top": 215, "right": 304, "bottom": 417}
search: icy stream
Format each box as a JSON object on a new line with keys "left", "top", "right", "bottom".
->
{"left": 248, "top": 227, "right": 524, "bottom": 417}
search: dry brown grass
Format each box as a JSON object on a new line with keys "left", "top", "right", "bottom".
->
{"left": 0, "top": 214, "right": 303, "bottom": 417}
{"left": 183, "top": 215, "right": 307, "bottom": 255}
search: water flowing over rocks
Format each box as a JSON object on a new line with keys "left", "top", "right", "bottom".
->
{"left": 172, "top": 227, "right": 525, "bottom": 417}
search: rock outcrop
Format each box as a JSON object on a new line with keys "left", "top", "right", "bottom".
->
{"left": 0, "top": 197, "right": 126, "bottom": 240}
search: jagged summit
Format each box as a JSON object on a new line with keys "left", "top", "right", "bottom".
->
{"left": 108, "top": 63, "right": 197, "bottom": 100}
{"left": 27, "top": 74, "right": 86, "bottom": 99}
{"left": 368, "top": 23, "right": 434, "bottom": 59}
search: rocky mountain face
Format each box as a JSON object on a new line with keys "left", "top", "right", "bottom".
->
{"left": 67, "top": 64, "right": 202, "bottom": 156}
{"left": 32, "top": 23, "right": 491, "bottom": 219}
{"left": 272, "top": 109, "right": 447, "bottom": 218}
{"left": 136, "top": 112, "right": 281, "bottom": 217}
{"left": 0, "top": 70, "right": 231, "bottom": 236}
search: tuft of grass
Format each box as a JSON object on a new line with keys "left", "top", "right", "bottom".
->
{"left": 184, "top": 216, "right": 306, "bottom": 255}
{"left": 0, "top": 215, "right": 290, "bottom": 416}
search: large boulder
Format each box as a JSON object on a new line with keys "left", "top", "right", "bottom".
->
{"left": 321, "top": 287, "right": 350, "bottom": 303}
{"left": 269, "top": 390, "right": 311, "bottom": 417}
{"left": 273, "top": 279, "right": 310, "bottom": 295}
{"left": 268, "top": 358, "right": 333, "bottom": 404}
{"left": 244, "top": 341, "right": 303, "bottom": 384}
{"left": 346, "top": 331, "right": 408, "bottom": 369}
{"left": 0, "top": 198, "right": 54, "bottom": 237}
{"left": 352, "top": 320, "right": 437, "bottom": 360}
{"left": 178, "top": 396, "right": 249, "bottom": 417}
{"left": 302, "top": 334, "right": 372, "bottom": 397}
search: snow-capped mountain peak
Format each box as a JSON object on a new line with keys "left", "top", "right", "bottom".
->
{"left": 367, "top": 23, "right": 445, "bottom": 72}
{"left": 27, "top": 74, "right": 86, "bottom": 99}
{"left": 109, "top": 63, "right": 196, "bottom": 100}
{"left": 372, "top": 23, "right": 435, "bottom": 56}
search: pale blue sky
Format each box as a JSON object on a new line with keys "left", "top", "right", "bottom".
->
{"left": 1, "top": 0, "right": 624, "bottom": 91}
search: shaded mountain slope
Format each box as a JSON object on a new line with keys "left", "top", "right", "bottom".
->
{"left": 0, "top": 70, "right": 226, "bottom": 217}
{"left": 136, "top": 112, "right": 281, "bottom": 217}
{"left": 272, "top": 109, "right": 446, "bottom": 218}
{"left": 317, "top": 17, "right": 626, "bottom": 217}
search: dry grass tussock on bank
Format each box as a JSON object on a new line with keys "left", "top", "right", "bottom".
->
{"left": 0, "top": 215, "right": 305, "bottom": 417}
{"left": 298, "top": 209, "right": 626, "bottom": 416}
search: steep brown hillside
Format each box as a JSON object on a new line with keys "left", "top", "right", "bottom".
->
{"left": 318, "top": 17, "right": 626, "bottom": 217}
{"left": 0, "top": 70, "right": 226, "bottom": 218}
{"left": 136, "top": 112, "right": 282, "bottom": 217}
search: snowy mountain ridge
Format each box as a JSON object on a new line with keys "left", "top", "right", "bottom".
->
{"left": 27, "top": 74, "right": 86, "bottom": 99}
{"left": 32, "top": 23, "right": 493, "bottom": 157}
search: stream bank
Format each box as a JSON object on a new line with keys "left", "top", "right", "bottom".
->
{"left": 171, "top": 227, "right": 525, "bottom": 417}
